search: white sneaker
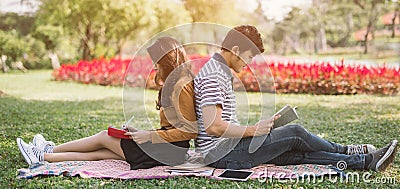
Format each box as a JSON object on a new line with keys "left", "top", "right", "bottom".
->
{"left": 17, "top": 138, "right": 44, "bottom": 165}
{"left": 32, "top": 134, "right": 55, "bottom": 152}
{"left": 346, "top": 144, "right": 376, "bottom": 155}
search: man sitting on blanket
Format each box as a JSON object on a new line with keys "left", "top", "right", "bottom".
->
{"left": 193, "top": 25, "right": 398, "bottom": 172}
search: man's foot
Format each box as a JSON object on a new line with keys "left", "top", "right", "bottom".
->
{"left": 346, "top": 144, "right": 376, "bottom": 155}
{"left": 32, "top": 134, "right": 55, "bottom": 152}
{"left": 17, "top": 138, "right": 44, "bottom": 165}
{"left": 367, "top": 140, "right": 398, "bottom": 172}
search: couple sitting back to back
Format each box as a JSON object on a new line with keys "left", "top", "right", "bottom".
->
{"left": 17, "top": 25, "right": 398, "bottom": 172}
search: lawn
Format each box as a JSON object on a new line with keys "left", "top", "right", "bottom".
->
{"left": 0, "top": 70, "right": 399, "bottom": 188}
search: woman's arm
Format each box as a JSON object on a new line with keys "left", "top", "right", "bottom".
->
{"left": 150, "top": 128, "right": 197, "bottom": 143}
{"left": 128, "top": 126, "right": 197, "bottom": 144}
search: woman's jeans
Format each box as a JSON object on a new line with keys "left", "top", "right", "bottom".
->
{"left": 207, "top": 125, "right": 365, "bottom": 170}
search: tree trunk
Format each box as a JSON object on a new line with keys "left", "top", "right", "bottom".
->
{"left": 355, "top": 0, "right": 382, "bottom": 54}
{"left": 289, "top": 34, "right": 301, "bottom": 54}
{"left": 314, "top": 35, "right": 318, "bottom": 54}
{"left": 319, "top": 28, "right": 327, "bottom": 51}
{"left": 12, "top": 61, "right": 27, "bottom": 72}
{"left": 1, "top": 55, "right": 9, "bottom": 73}
{"left": 391, "top": 10, "right": 398, "bottom": 38}
{"left": 283, "top": 37, "right": 289, "bottom": 55}
{"left": 370, "top": 5, "right": 381, "bottom": 50}
{"left": 48, "top": 52, "right": 60, "bottom": 70}
{"left": 116, "top": 39, "right": 126, "bottom": 58}
{"left": 363, "top": 2, "right": 378, "bottom": 54}
{"left": 363, "top": 28, "right": 371, "bottom": 54}
{"left": 82, "top": 23, "right": 91, "bottom": 60}
{"left": 340, "top": 12, "right": 354, "bottom": 47}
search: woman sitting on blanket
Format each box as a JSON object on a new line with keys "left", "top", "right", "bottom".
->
{"left": 17, "top": 36, "right": 198, "bottom": 170}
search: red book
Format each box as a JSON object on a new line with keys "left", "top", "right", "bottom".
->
{"left": 108, "top": 126, "right": 131, "bottom": 139}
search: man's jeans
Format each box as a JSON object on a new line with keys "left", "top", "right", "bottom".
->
{"left": 206, "top": 125, "right": 366, "bottom": 170}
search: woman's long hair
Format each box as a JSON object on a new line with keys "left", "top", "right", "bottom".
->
{"left": 146, "top": 37, "right": 191, "bottom": 110}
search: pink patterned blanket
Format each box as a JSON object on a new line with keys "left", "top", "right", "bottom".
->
{"left": 17, "top": 160, "right": 338, "bottom": 180}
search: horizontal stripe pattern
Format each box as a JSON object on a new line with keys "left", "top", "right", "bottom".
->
{"left": 194, "top": 54, "right": 239, "bottom": 154}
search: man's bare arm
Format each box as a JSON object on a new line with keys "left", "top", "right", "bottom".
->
{"left": 202, "top": 105, "right": 278, "bottom": 138}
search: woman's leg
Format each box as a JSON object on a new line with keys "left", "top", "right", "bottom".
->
{"left": 52, "top": 130, "right": 125, "bottom": 158}
{"left": 44, "top": 149, "right": 125, "bottom": 162}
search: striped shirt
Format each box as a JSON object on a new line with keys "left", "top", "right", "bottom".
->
{"left": 194, "top": 53, "right": 239, "bottom": 155}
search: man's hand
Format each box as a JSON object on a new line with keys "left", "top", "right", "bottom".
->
{"left": 253, "top": 115, "right": 281, "bottom": 136}
{"left": 125, "top": 130, "right": 151, "bottom": 144}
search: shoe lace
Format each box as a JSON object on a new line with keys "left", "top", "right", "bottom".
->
{"left": 30, "top": 146, "right": 44, "bottom": 162}
{"left": 347, "top": 145, "right": 365, "bottom": 155}
{"left": 34, "top": 135, "right": 54, "bottom": 146}
{"left": 34, "top": 138, "right": 54, "bottom": 150}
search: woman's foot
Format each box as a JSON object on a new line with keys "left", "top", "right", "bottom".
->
{"left": 32, "top": 134, "right": 55, "bottom": 151}
{"left": 17, "top": 138, "right": 44, "bottom": 165}
{"left": 346, "top": 144, "right": 376, "bottom": 155}
{"left": 367, "top": 140, "right": 398, "bottom": 172}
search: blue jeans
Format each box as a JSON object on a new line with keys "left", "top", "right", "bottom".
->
{"left": 206, "top": 125, "right": 365, "bottom": 170}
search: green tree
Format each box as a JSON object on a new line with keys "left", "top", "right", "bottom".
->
{"left": 267, "top": 0, "right": 396, "bottom": 55}
{"left": 0, "top": 12, "right": 35, "bottom": 36}
{"left": 0, "top": 31, "right": 28, "bottom": 72}
{"left": 32, "top": 25, "right": 62, "bottom": 51}
{"left": 36, "top": 0, "right": 153, "bottom": 60}
{"left": 354, "top": 0, "right": 389, "bottom": 54}
{"left": 311, "top": 0, "right": 366, "bottom": 48}
{"left": 182, "top": 0, "right": 241, "bottom": 54}
{"left": 183, "top": 0, "right": 239, "bottom": 25}
{"left": 152, "top": 0, "right": 192, "bottom": 33}
{"left": 102, "top": 0, "right": 153, "bottom": 57}
{"left": 31, "top": 25, "right": 63, "bottom": 69}
{"left": 23, "top": 34, "right": 49, "bottom": 69}
{"left": 270, "top": 7, "right": 315, "bottom": 54}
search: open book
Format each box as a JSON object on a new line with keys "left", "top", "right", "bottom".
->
{"left": 273, "top": 105, "right": 299, "bottom": 128}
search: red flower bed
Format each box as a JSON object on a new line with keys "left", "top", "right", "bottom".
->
{"left": 52, "top": 56, "right": 400, "bottom": 95}
{"left": 239, "top": 57, "right": 400, "bottom": 95}
{"left": 53, "top": 57, "right": 153, "bottom": 87}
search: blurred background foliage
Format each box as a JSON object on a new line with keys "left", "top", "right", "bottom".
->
{"left": 0, "top": 0, "right": 398, "bottom": 71}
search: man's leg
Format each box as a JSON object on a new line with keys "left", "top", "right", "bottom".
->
{"left": 208, "top": 125, "right": 348, "bottom": 169}
{"left": 267, "top": 125, "right": 346, "bottom": 153}
{"left": 269, "top": 151, "right": 365, "bottom": 170}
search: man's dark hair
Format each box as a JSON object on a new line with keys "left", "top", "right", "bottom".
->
{"left": 221, "top": 25, "right": 264, "bottom": 54}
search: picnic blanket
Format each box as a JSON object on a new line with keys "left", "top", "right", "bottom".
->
{"left": 17, "top": 160, "right": 339, "bottom": 180}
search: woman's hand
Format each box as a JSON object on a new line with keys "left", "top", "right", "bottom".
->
{"left": 122, "top": 125, "right": 138, "bottom": 132}
{"left": 125, "top": 130, "right": 151, "bottom": 144}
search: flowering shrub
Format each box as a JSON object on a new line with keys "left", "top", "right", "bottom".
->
{"left": 53, "top": 57, "right": 153, "bottom": 87}
{"left": 240, "top": 57, "right": 400, "bottom": 95}
{"left": 52, "top": 56, "right": 400, "bottom": 95}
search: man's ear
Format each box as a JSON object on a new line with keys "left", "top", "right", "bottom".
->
{"left": 231, "top": 46, "right": 240, "bottom": 56}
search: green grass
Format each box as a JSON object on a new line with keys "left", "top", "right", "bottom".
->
{"left": 1, "top": 70, "right": 399, "bottom": 188}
